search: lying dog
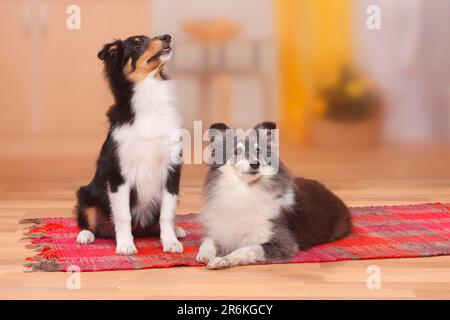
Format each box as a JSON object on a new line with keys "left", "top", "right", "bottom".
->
{"left": 75, "top": 34, "right": 185, "bottom": 255}
{"left": 197, "top": 122, "right": 352, "bottom": 269}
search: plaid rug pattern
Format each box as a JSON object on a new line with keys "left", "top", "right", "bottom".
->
{"left": 21, "top": 203, "right": 450, "bottom": 272}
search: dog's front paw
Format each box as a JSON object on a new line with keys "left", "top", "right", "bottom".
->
{"left": 162, "top": 239, "right": 184, "bottom": 253}
{"left": 116, "top": 239, "right": 138, "bottom": 255}
{"left": 77, "top": 230, "right": 95, "bottom": 244}
{"left": 196, "top": 248, "right": 216, "bottom": 264}
{"left": 207, "top": 257, "right": 231, "bottom": 270}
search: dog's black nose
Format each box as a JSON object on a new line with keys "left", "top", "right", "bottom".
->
{"left": 158, "top": 34, "right": 171, "bottom": 42}
{"left": 250, "top": 162, "right": 260, "bottom": 170}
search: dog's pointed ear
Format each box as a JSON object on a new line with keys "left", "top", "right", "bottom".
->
{"left": 208, "top": 123, "right": 230, "bottom": 142}
{"left": 254, "top": 121, "right": 276, "bottom": 130}
{"left": 206, "top": 123, "right": 231, "bottom": 167}
{"left": 210, "top": 123, "right": 230, "bottom": 131}
{"left": 254, "top": 122, "right": 278, "bottom": 162}
{"left": 254, "top": 122, "right": 277, "bottom": 141}
{"left": 254, "top": 121, "right": 278, "bottom": 152}
{"left": 97, "top": 41, "right": 120, "bottom": 62}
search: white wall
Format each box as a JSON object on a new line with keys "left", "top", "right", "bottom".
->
{"left": 354, "top": 0, "right": 450, "bottom": 143}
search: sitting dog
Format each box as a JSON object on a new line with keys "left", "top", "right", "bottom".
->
{"left": 197, "top": 122, "right": 352, "bottom": 269}
{"left": 75, "top": 34, "right": 185, "bottom": 255}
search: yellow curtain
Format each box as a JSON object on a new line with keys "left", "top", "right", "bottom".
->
{"left": 275, "top": 0, "right": 352, "bottom": 144}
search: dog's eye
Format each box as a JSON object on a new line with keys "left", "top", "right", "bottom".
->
{"left": 133, "top": 39, "right": 142, "bottom": 49}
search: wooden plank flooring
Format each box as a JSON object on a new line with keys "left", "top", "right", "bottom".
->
{"left": 1, "top": 138, "right": 450, "bottom": 299}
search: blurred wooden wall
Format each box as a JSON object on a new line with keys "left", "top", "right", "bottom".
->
{"left": 0, "top": 0, "right": 151, "bottom": 138}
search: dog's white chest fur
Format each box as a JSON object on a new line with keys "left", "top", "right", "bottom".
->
{"left": 112, "top": 77, "right": 180, "bottom": 225}
{"left": 201, "top": 167, "right": 294, "bottom": 254}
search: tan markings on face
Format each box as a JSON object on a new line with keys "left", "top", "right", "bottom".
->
{"left": 124, "top": 39, "right": 165, "bottom": 83}
{"left": 155, "top": 68, "right": 165, "bottom": 80}
{"left": 123, "top": 58, "right": 133, "bottom": 74}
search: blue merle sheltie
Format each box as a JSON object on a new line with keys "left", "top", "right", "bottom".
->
{"left": 197, "top": 122, "right": 352, "bottom": 269}
{"left": 75, "top": 34, "right": 186, "bottom": 255}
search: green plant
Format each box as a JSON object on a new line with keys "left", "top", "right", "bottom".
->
{"left": 314, "top": 67, "right": 380, "bottom": 122}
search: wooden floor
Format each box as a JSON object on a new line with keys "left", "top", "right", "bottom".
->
{"left": 1, "top": 137, "right": 450, "bottom": 299}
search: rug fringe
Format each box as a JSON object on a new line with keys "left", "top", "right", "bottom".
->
{"left": 25, "top": 242, "right": 53, "bottom": 251}
{"left": 20, "top": 218, "right": 61, "bottom": 272}
{"left": 19, "top": 218, "right": 43, "bottom": 225}
{"left": 24, "top": 259, "right": 60, "bottom": 272}
{"left": 21, "top": 232, "right": 47, "bottom": 240}
{"left": 20, "top": 217, "right": 46, "bottom": 240}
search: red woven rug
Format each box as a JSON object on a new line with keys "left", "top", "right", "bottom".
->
{"left": 21, "top": 203, "right": 450, "bottom": 272}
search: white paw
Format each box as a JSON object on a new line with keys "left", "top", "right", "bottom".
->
{"left": 162, "top": 239, "right": 184, "bottom": 253}
{"left": 196, "top": 248, "right": 216, "bottom": 264}
{"left": 115, "top": 239, "right": 138, "bottom": 255}
{"left": 207, "top": 257, "right": 231, "bottom": 270}
{"left": 76, "top": 230, "right": 95, "bottom": 244}
{"left": 175, "top": 226, "right": 186, "bottom": 239}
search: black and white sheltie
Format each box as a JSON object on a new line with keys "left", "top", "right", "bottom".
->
{"left": 75, "top": 34, "right": 186, "bottom": 255}
{"left": 197, "top": 122, "right": 352, "bottom": 269}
